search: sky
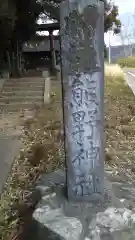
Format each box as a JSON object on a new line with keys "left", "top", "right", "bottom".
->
{"left": 115, "top": 0, "right": 135, "bottom": 14}
{"left": 105, "top": 0, "right": 135, "bottom": 46}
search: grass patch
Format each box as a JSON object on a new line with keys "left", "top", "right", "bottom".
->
{"left": 0, "top": 65, "right": 135, "bottom": 239}
{"left": 105, "top": 63, "right": 124, "bottom": 80}
{"left": 117, "top": 56, "right": 135, "bottom": 68}
{"left": 105, "top": 64, "right": 135, "bottom": 169}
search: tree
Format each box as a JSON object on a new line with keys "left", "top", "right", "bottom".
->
{"left": 120, "top": 9, "right": 135, "bottom": 57}
{"left": 0, "top": 0, "right": 121, "bottom": 75}
{"left": 0, "top": 0, "right": 16, "bottom": 70}
{"left": 9, "top": 0, "right": 43, "bottom": 76}
{"left": 0, "top": 0, "right": 43, "bottom": 76}
{"left": 103, "top": 0, "right": 121, "bottom": 34}
{"left": 41, "top": 0, "right": 121, "bottom": 61}
{"left": 40, "top": 0, "right": 121, "bottom": 34}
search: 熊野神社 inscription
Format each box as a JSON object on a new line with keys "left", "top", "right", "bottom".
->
{"left": 68, "top": 73, "right": 101, "bottom": 197}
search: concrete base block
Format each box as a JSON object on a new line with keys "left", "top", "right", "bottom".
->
{"left": 33, "top": 170, "right": 135, "bottom": 240}
{"left": 44, "top": 77, "right": 51, "bottom": 104}
{"left": 42, "top": 70, "right": 49, "bottom": 78}
{"left": 57, "top": 71, "right": 61, "bottom": 81}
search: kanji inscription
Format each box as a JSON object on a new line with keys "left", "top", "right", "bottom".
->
{"left": 69, "top": 73, "right": 102, "bottom": 196}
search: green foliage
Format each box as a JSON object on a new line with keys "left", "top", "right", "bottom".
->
{"left": 0, "top": 0, "right": 43, "bottom": 74}
{"left": 13, "top": 0, "right": 43, "bottom": 42}
{"left": 0, "top": 0, "right": 16, "bottom": 51}
{"left": 0, "top": 0, "right": 43, "bottom": 50}
{"left": 117, "top": 57, "right": 135, "bottom": 68}
{"left": 43, "top": 0, "right": 121, "bottom": 34}
{"left": 103, "top": 0, "right": 121, "bottom": 33}
{"left": 0, "top": 0, "right": 121, "bottom": 74}
{"left": 0, "top": 0, "right": 121, "bottom": 49}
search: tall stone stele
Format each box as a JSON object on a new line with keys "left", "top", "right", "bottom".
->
{"left": 60, "top": 0, "right": 104, "bottom": 202}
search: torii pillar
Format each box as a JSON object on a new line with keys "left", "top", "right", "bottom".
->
{"left": 49, "top": 30, "right": 56, "bottom": 73}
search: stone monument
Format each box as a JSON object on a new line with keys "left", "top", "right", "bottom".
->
{"left": 60, "top": 0, "right": 104, "bottom": 201}
{"left": 33, "top": 1, "right": 135, "bottom": 239}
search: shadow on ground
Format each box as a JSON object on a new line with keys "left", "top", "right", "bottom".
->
{"left": 106, "top": 168, "right": 135, "bottom": 209}
{"left": 9, "top": 187, "right": 64, "bottom": 240}
{"left": 20, "top": 219, "right": 63, "bottom": 240}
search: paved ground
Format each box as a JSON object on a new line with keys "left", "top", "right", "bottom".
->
{"left": 0, "top": 133, "right": 21, "bottom": 193}
{"left": 0, "top": 111, "right": 23, "bottom": 194}
{"left": 0, "top": 108, "right": 37, "bottom": 195}
{"left": 125, "top": 69, "right": 135, "bottom": 94}
{"left": 0, "top": 75, "right": 43, "bottom": 195}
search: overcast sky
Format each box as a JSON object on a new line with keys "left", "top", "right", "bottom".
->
{"left": 115, "top": 0, "right": 135, "bottom": 14}
{"left": 105, "top": 0, "right": 135, "bottom": 46}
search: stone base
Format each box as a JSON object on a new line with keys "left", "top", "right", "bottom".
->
{"left": 33, "top": 170, "right": 135, "bottom": 240}
{"left": 42, "top": 70, "right": 50, "bottom": 78}
{"left": 44, "top": 77, "right": 51, "bottom": 104}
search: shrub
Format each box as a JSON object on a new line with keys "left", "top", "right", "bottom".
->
{"left": 105, "top": 63, "right": 124, "bottom": 80}
{"left": 117, "top": 56, "right": 135, "bottom": 68}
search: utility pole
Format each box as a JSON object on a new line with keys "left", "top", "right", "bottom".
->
{"left": 108, "top": 30, "right": 111, "bottom": 64}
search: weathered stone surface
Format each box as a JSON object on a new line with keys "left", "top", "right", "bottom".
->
{"left": 44, "top": 77, "right": 51, "bottom": 103}
{"left": 86, "top": 208, "right": 135, "bottom": 239}
{"left": 33, "top": 170, "right": 135, "bottom": 240}
{"left": 42, "top": 70, "right": 49, "bottom": 78}
{"left": 60, "top": 0, "right": 104, "bottom": 201}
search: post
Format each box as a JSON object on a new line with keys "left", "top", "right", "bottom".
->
{"left": 60, "top": 0, "right": 104, "bottom": 201}
{"left": 108, "top": 30, "right": 111, "bottom": 64}
{"left": 49, "top": 30, "right": 56, "bottom": 73}
{"left": 44, "top": 77, "right": 51, "bottom": 104}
